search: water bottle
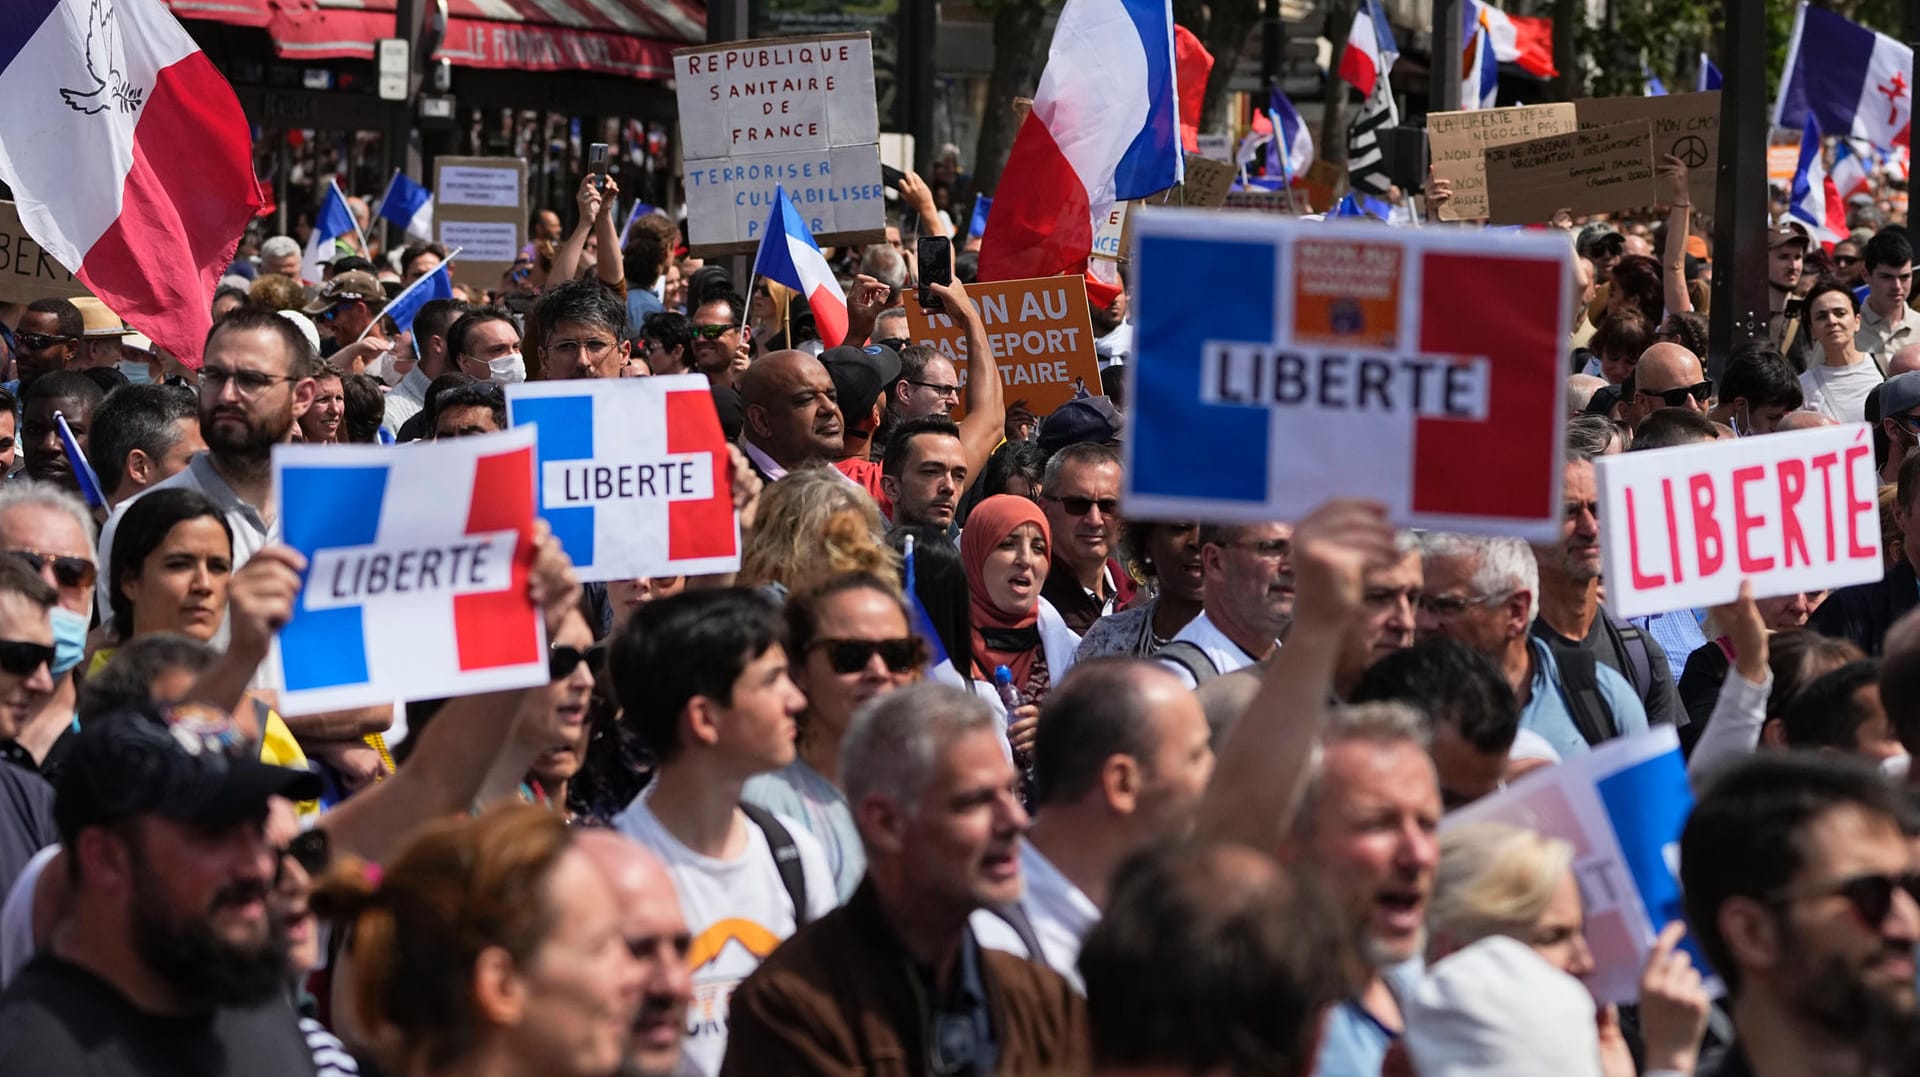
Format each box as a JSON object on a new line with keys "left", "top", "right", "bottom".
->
{"left": 994, "top": 665, "right": 1035, "bottom": 796}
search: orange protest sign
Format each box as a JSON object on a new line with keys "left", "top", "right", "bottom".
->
{"left": 904, "top": 276, "right": 1103, "bottom": 418}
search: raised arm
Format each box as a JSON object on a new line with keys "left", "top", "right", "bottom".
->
{"left": 1659, "top": 154, "right": 1694, "bottom": 315}
{"left": 548, "top": 176, "right": 605, "bottom": 287}
{"left": 928, "top": 273, "right": 1006, "bottom": 488}
{"left": 593, "top": 175, "right": 625, "bottom": 289}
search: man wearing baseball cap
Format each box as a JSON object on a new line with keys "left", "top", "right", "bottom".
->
{"left": 303, "top": 269, "right": 387, "bottom": 365}
{"left": 821, "top": 342, "right": 902, "bottom": 464}
{"left": 1769, "top": 222, "right": 1813, "bottom": 369}
{"left": 0, "top": 704, "right": 323, "bottom": 1072}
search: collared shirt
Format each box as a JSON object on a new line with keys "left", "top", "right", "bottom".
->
{"left": 1856, "top": 298, "right": 1920, "bottom": 361}
{"left": 1629, "top": 609, "right": 1707, "bottom": 685}
{"left": 969, "top": 842, "right": 1102, "bottom": 993}
{"left": 382, "top": 365, "right": 431, "bottom": 434}
{"left": 908, "top": 928, "right": 998, "bottom": 1077}
{"left": 1518, "top": 637, "right": 1650, "bottom": 759}
{"left": 1158, "top": 610, "right": 1267, "bottom": 689}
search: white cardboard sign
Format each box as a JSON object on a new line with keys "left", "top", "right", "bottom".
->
{"left": 1594, "top": 423, "right": 1883, "bottom": 618}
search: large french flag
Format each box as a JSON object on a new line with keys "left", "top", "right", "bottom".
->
{"left": 1337, "top": 0, "right": 1398, "bottom": 97}
{"left": 0, "top": 0, "right": 263, "bottom": 367}
{"left": 1789, "top": 115, "right": 1848, "bottom": 248}
{"left": 977, "top": 0, "right": 1182, "bottom": 298}
{"left": 1268, "top": 87, "right": 1314, "bottom": 181}
{"left": 1774, "top": 2, "right": 1911, "bottom": 150}
{"left": 752, "top": 185, "right": 847, "bottom": 349}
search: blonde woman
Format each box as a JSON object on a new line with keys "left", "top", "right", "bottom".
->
{"left": 739, "top": 466, "right": 897, "bottom": 599}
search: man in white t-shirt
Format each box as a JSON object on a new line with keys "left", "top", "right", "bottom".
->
{"left": 969, "top": 657, "right": 1213, "bottom": 989}
{"left": 610, "top": 589, "right": 837, "bottom": 1077}
{"left": 1157, "top": 521, "right": 1294, "bottom": 688}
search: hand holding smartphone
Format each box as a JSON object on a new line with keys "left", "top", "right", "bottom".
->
{"left": 588, "top": 142, "right": 609, "bottom": 191}
{"left": 917, "top": 235, "right": 952, "bottom": 315}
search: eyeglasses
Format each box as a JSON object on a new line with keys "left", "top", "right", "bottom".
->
{"left": 1769, "top": 871, "right": 1920, "bottom": 927}
{"left": 1638, "top": 379, "right": 1713, "bottom": 407}
{"left": 200, "top": 365, "right": 298, "bottom": 397}
{"left": 1046, "top": 495, "right": 1119, "bottom": 517}
{"left": 1419, "top": 591, "right": 1510, "bottom": 618}
{"left": 877, "top": 337, "right": 911, "bottom": 351}
{"left": 549, "top": 642, "right": 605, "bottom": 681}
{"left": 1835, "top": 255, "right": 1863, "bottom": 266}
{"left": 1219, "top": 538, "right": 1292, "bottom": 560}
{"left": 316, "top": 304, "right": 347, "bottom": 324}
{"left": 812, "top": 637, "right": 926, "bottom": 675}
{"left": 0, "top": 639, "right": 53, "bottom": 677}
{"left": 275, "top": 828, "right": 330, "bottom": 886}
{"left": 909, "top": 379, "right": 961, "bottom": 398}
{"left": 690, "top": 324, "right": 735, "bottom": 342}
{"left": 4, "top": 549, "right": 95, "bottom": 590}
{"left": 545, "top": 338, "right": 617, "bottom": 359}
{"left": 14, "top": 332, "right": 73, "bottom": 351}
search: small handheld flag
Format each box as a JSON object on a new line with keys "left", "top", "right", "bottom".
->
{"left": 361, "top": 250, "right": 459, "bottom": 340}
{"left": 1789, "top": 115, "right": 1847, "bottom": 247}
{"left": 376, "top": 172, "right": 435, "bottom": 242}
{"left": 752, "top": 186, "right": 848, "bottom": 348}
{"left": 55, "top": 412, "right": 106, "bottom": 509}
{"left": 302, "top": 179, "right": 359, "bottom": 284}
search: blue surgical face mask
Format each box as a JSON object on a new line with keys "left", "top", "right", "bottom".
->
{"left": 50, "top": 606, "right": 86, "bottom": 676}
{"left": 118, "top": 359, "right": 152, "bottom": 385}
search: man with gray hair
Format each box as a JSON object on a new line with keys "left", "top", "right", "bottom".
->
{"left": 722, "top": 681, "right": 1089, "bottom": 1075}
{"left": 1418, "top": 532, "right": 1647, "bottom": 759}
{"left": 1329, "top": 532, "right": 1422, "bottom": 700}
{"left": 257, "top": 235, "right": 302, "bottom": 279}
{"left": 860, "top": 243, "right": 908, "bottom": 299}
{"left": 1157, "top": 520, "right": 1294, "bottom": 688}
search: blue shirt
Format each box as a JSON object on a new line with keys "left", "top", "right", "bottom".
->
{"left": 1519, "top": 637, "right": 1650, "bottom": 759}
{"left": 1313, "top": 959, "right": 1422, "bottom": 1077}
{"left": 626, "top": 286, "right": 663, "bottom": 334}
{"left": 1629, "top": 609, "right": 1707, "bottom": 686}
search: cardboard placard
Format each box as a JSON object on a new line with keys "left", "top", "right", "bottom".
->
{"left": 673, "top": 33, "right": 885, "bottom": 256}
{"left": 1090, "top": 203, "right": 1133, "bottom": 262}
{"left": 1575, "top": 92, "right": 1719, "bottom": 210}
{"left": 0, "top": 201, "right": 84, "bottom": 305}
{"left": 1485, "top": 120, "right": 1659, "bottom": 224}
{"left": 1221, "top": 189, "right": 1293, "bottom": 212}
{"left": 1593, "top": 423, "right": 1883, "bottom": 618}
{"left": 431, "top": 156, "right": 526, "bottom": 295}
{"left": 1125, "top": 209, "right": 1571, "bottom": 538}
{"left": 903, "top": 276, "right": 1103, "bottom": 418}
{"left": 1429, "top": 103, "right": 1579, "bottom": 221}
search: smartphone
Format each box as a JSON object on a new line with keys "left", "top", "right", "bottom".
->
{"left": 588, "top": 142, "right": 609, "bottom": 190}
{"left": 917, "top": 235, "right": 952, "bottom": 314}
{"left": 881, "top": 164, "right": 906, "bottom": 190}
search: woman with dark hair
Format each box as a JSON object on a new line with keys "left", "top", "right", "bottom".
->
{"left": 340, "top": 373, "right": 386, "bottom": 443}
{"left": 1606, "top": 254, "right": 1665, "bottom": 325}
{"left": 1077, "top": 519, "right": 1203, "bottom": 659}
{"left": 887, "top": 525, "right": 970, "bottom": 667}
{"left": 299, "top": 369, "right": 345, "bottom": 443}
{"left": 957, "top": 438, "right": 1046, "bottom": 524}
{"left": 1798, "top": 279, "right": 1881, "bottom": 423}
{"left": 1654, "top": 311, "right": 1709, "bottom": 359}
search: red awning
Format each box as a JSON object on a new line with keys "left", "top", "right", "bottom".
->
{"left": 168, "top": 0, "right": 702, "bottom": 79}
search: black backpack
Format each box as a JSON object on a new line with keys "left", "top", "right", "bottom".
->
{"left": 739, "top": 802, "right": 811, "bottom": 927}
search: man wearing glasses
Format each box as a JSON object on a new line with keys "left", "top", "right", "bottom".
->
{"left": 1632, "top": 342, "right": 1713, "bottom": 426}
{"left": 10, "top": 299, "right": 81, "bottom": 396}
{"left": 687, "top": 292, "right": 749, "bottom": 388}
{"left": 0, "top": 484, "right": 100, "bottom": 783}
{"left": 1156, "top": 521, "right": 1295, "bottom": 689}
{"left": 537, "top": 279, "right": 634, "bottom": 382}
{"left": 1680, "top": 753, "right": 1920, "bottom": 1077}
{"left": 300, "top": 270, "right": 386, "bottom": 363}
{"left": 886, "top": 344, "right": 963, "bottom": 422}
{"left": 0, "top": 557, "right": 58, "bottom": 900}
{"left": 1853, "top": 229, "right": 1920, "bottom": 364}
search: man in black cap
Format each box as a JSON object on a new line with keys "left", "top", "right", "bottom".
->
{"left": 0, "top": 704, "right": 323, "bottom": 1073}
{"left": 1037, "top": 396, "right": 1123, "bottom": 457}
{"left": 821, "top": 343, "right": 902, "bottom": 464}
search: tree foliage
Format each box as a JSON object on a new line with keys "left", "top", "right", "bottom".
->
{"left": 1586, "top": 0, "right": 1908, "bottom": 100}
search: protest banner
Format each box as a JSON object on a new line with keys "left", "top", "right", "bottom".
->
{"left": 1428, "top": 103, "right": 1578, "bottom": 220}
{"left": 1575, "top": 91, "right": 1719, "bottom": 210}
{"left": 1445, "top": 727, "right": 1717, "bottom": 1005}
{"left": 674, "top": 33, "right": 885, "bottom": 255}
{"left": 1145, "top": 155, "right": 1235, "bottom": 209}
{"left": 1222, "top": 188, "right": 1292, "bottom": 212}
{"left": 507, "top": 374, "right": 740, "bottom": 583}
{"left": 431, "top": 156, "right": 526, "bottom": 294}
{"left": 1090, "top": 203, "right": 1132, "bottom": 262}
{"left": 1484, "top": 120, "right": 1658, "bottom": 224}
{"left": 904, "top": 275, "right": 1103, "bottom": 418}
{"left": 272, "top": 427, "right": 548, "bottom": 715}
{"left": 1594, "top": 423, "right": 1883, "bottom": 618}
{"left": 0, "top": 201, "right": 84, "bottom": 304}
{"left": 1125, "top": 210, "right": 1570, "bottom": 539}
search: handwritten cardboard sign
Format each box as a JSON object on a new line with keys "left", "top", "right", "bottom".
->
{"left": 1575, "top": 92, "right": 1719, "bottom": 210}
{"left": 904, "top": 276, "right": 1103, "bottom": 418}
{"left": 1429, "top": 103, "right": 1578, "bottom": 221}
{"left": 673, "top": 33, "right": 885, "bottom": 255}
{"left": 0, "top": 201, "right": 84, "bottom": 304}
{"left": 1484, "top": 120, "right": 1658, "bottom": 224}
{"left": 1593, "top": 423, "right": 1883, "bottom": 618}
{"left": 431, "top": 156, "right": 526, "bottom": 294}
{"left": 1091, "top": 203, "right": 1133, "bottom": 262}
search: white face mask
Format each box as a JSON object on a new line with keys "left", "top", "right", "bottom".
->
{"left": 1883, "top": 753, "right": 1912, "bottom": 781}
{"left": 487, "top": 352, "right": 526, "bottom": 385}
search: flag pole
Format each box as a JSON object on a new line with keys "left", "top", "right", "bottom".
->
{"left": 337, "top": 177, "right": 371, "bottom": 260}
{"left": 357, "top": 247, "right": 463, "bottom": 344}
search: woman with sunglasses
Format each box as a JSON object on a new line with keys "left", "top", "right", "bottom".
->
{"left": 1798, "top": 280, "right": 1883, "bottom": 424}
{"left": 961, "top": 496, "right": 1079, "bottom": 761}
{"left": 475, "top": 605, "right": 601, "bottom": 816}
{"left": 742, "top": 573, "right": 923, "bottom": 900}
{"left": 1428, "top": 822, "right": 1712, "bottom": 1077}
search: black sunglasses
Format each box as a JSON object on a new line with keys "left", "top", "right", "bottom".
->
{"left": 1047, "top": 495, "right": 1120, "bottom": 517}
{"left": 4, "top": 549, "right": 96, "bottom": 590}
{"left": 1638, "top": 379, "right": 1713, "bottom": 407}
{"left": 14, "top": 332, "right": 73, "bottom": 351}
{"left": 549, "top": 642, "right": 605, "bottom": 681}
{"left": 1772, "top": 871, "right": 1920, "bottom": 926}
{"left": 0, "top": 639, "right": 53, "bottom": 677}
{"left": 813, "top": 637, "right": 925, "bottom": 675}
{"left": 877, "top": 337, "right": 911, "bottom": 351}
{"left": 275, "top": 828, "right": 331, "bottom": 885}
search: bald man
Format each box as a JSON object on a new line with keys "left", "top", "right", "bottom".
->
{"left": 1631, "top": 342, "right": 1710, "bottom": 422}
{"left": 738, "top": 349, "right": 847, "bottom": 483}
{"left": 1775, "top": 409, "right": 1838, "bottom": 432}
{"left": 575, "top": 830, "right": 695, "bottom": 1077}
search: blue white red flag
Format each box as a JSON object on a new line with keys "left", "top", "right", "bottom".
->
{"left": 377, "top": 171, "right": 434, "bottom": 242}
{"left": 1337, "top": 0, "right": 1399, "bottom": 97}
{"left": 0, "top": 0, "right": 264, "bottom": 366}
{"left": 1774, "top": 3, "right": 1911, "bottom": 151}
{"left": 1789, "top": 115, "right": 1848, "bottom": 248}
{"left": 1267, "top": 86, "right": 1314, "bottom": 181}
{"left": 56, "top": 411, "right": 105, "bottom": 508}
{"left": 1697, "top": 54, "right": 1722, "bottom": 92}
{"left": 1830, "top": 140, "right": 1873, "bottom": 200}
{"left": 752, "top": 185, "right": 848, "bottom": 348}
{"left": 302, "top": 178, "right": 357, "bottom": 284}
{"left": 372, "top": 260, "right": 453, "bottom": 337}
{"left": 272, "top": 427, "right": 548, "bottom": 715}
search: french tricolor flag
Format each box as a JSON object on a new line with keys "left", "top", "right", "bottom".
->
{"left": 1337, "top": 0, "right": 1399, "bottom": 98}
{"left": 752, "top": 185, "right": 847, "bottom": 349}
{"left": 0, "top": 0, "right": 263, "bottom": 367}
{"left": 1789, "top": 115, "right": 1847, "bottom": 249}
{"left": 977, "top": 0, "right": 1182, "bottom": 303}
{"left": 1831, "top": 140, "right": 1873, "bottom": 201}
{"left": 1774, "top": 3, "right": 1911, "bottom": 151}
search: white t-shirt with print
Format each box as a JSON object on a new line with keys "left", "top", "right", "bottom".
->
{"left": 614, "top": 797, "right": 837, "bottom": 1077}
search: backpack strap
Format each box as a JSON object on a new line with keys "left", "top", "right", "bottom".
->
{"left": 986, "top": 900, "right": 1046, "bottom": 963}
{"left": 1601, "top": 611, "right": 1656, "bottom": 698}
{"left": 1155, "top": 640, "right": 1221, "bottom": 687}
{"left": 1552, "top": 646, "right": 1620, "bottom": 747}
{"left": 739, "top": 802, "right": 810, "bottom": 928}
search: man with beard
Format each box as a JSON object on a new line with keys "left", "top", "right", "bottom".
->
{"left": 0, "top": 704, "right": 323, "bottom": 1073}
{"left": 1157, "top": 521, "right": 1294, "bottom": 688}
{"left": 1682, "top": 753, "right": 1919, "bottom": 1077}
{"left": 18, "top": 372, "right": 103, "bottom": 493}
{"left": 576, "top": 830, "right": 697, "bottom": 1077}
{"left": 880, "top": 415, "right": 968, "bottom": 530}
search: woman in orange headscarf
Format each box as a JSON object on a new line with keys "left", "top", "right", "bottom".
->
{"left": 960, "top": 495, "right": 1083, "bottom": 735}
